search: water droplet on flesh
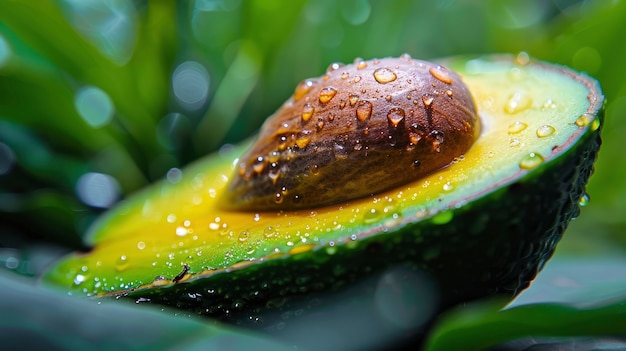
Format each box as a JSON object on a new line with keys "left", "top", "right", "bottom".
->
{"left": 579, "top": 193, "right": 590, "bottom": 207}
{"left": 575, "top": 113, "right": 595, "bottom": 127}
{"left": 508, "top": 121, "right": 528, "bottom": 134}
{"left": 536, "top": 124, "right": 556, "bottom": 138}
{"left": 519, "top": 152, "right": 544, "bottom": 170}
{"left": 294, "top": 79, "right": 315, "bottom": 101}
{"left": 504, "top": 92, "right": 532, "bottom": 114}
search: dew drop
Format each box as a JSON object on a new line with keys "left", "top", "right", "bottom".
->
{"left": 355, "top": 57, "right": 367, "bottom": 70}
{"left": 373, "top": 67, "right": 397, "bottom": 84}
{"left": 504, "top": 92, "right": 532, "bottom": 114}
{"left": 442, "top": 182, "right": 454, "bottom": 192}
{"left": 263, "top": 226, "right": 275, "bottom": 238}
{"left": 431, "top": 211, "right": 453, "bottom": 225}
{"left": 327, "top": 62, "right": 344, "bottom": 72}
{"left": 339, "top": 100, "right": 346, "bottom": 109}
{"left": 445, "top": 89, "right": 453, "bottom": 97}
{"left": 295, "top": 136, "right": 311, "bottom": 149}
{"left": 274, "top": 192, "right": 284, "bottom": 204}
{"left": 387, "top": 107, "right": 405, "bottom": 127}
{"left": 579, "top": 193, "right": 590, "bottom": 207}
{"left": 301, "top": 103, "right": 315, "bottom": 122}
{"left": 575, "top": 113, "right": 595, "bottom": 128}
{"left": 356, "top": 101, "right": 373, "bottom": 121}
{"left": 536, "top": 124, "right": 556, "bottom": 138}
{"left": 385, "top": 95, "right": 392, "bottom": 102}
{"left": 137, "top": 241, "right": 146, "bottom": 250}
{"left": 508, "top": 121, "right": 528, "bottom": 134}
{"left": 176, "top": 226, "right": 189, "bottom": 237}
{"left": 353, "top": 76, "right": 362, "bottom": 83}
{"left": 294, "top": 79, "right": 315, "bottom": 101}
{"left": 238, "top": 231, "right": 249, "bottom": 243}
{"left": 252, "top": 156, "right": 266, "bottom": 174}
{"left": 428, "top": 66, "right": 452, "bottom": 84}
{"left": 519, "top": 152, "right": 544, "bottom": 170}
{"left": 319, "top": 87, "right": 337, "bottom": 103}
{"left": 363, "top": 208, "right": 382, "bottom": 224}
{"left": 341, "top": 72, "right": 349, "bottom": 79}
{"left": 349, "top": 95, "right": 359, "bottom": 107}
{"left": 422, "top": 94, "right": 434, "bottom": 107}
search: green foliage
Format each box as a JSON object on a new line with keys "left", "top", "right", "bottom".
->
{"left": 1, "top": 0, "right": 625, "bottom": 349}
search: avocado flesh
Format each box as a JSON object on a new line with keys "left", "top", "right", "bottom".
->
{"left": 43, "top": 55, "right": 603, "bottom": 323}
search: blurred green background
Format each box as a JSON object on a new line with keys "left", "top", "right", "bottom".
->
{"left": 1, "top": 0, "right": 625, "bottom": 349}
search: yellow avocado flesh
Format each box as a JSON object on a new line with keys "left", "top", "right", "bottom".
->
{"left": 44, "top": 55, "right": 599, "bottom": 296}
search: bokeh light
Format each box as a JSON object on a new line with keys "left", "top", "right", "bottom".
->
{"left": 0, "top": 142, "right": 15, "bottom": 175}
{"left": 75, "top": 172, "right": 120, "bottom": 208}
{"left": 0, "top": 34, "right": 10, "bottom": 68}
{"left": 172, "top": 61, "right": 210, "bottom": 111}
{"left": 74, "top": 86, "right": 115, "bottom": 128}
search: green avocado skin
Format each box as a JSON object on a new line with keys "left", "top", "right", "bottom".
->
{"left": 124, "top": 107, "right": 603, "bottom": 330}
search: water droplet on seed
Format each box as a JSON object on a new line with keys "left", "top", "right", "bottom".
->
{"left": 327, "top": 62, "right": 344, "bottom": 72}
{"left": 356, "top": 101, "right": 373, "bottom": 121}
{"left": 387, "top": 107, "right": 405, "bottom": 127}
{"left": 301, "top": 103, "right": 315, "bottom": 122}
{"left": 253, "top": 156, "right": 266, "bottom": 174}
{"left": 519, "top": 152, "right": 544, "bottom": 169}
{"left": 429, "top": 66, "right": 452, "bottom": 84}
{"left": 341, "top": 72, "right": 349, "bottom": 79}
{"left": 353, "top": 76, "right": 361, "bottom": 83}
{"left": 373, "top": 67, "right": 397, "bottom": 83}
{"left": 422, "top": 94, "right": 434, "bottom": 107}
{"left": 294, "top": 79, "right": 315, "bottom": 101}
{"left": 349, "top": 95, "right": 359, "bottom": 106}
{"left": 319, "top": 87, "right": 337, "bottom": 103}
{"left": 536, "top": 124, "right": 556, "bottom": 137}
{"left": 295, "top": 136, "right": 311, "bottom": 149}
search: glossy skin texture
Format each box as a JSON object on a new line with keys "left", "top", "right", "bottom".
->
{"left": 223, "top": 56, "right": 480, "bottom": 210}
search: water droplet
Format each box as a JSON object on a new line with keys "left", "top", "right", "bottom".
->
{"left": 373, "top": 67, "right": 397, "bottom": 84}
{"left": 73, "top": 274, "right": 86, "bottom": 286}
{"left": 519, "top": 152, "right": 544, "bottom": 170}
{"left": 428, "top": 66, "right": 452, "bottom": 84}
{"left": 509, "top": 138, "right": 522, "bottom": 147}
{"left": 431, "top": 211, "right": 453, "bottom": 225}
{"left": 542, "top": 99, "right": 556, "bottom": 110}
{"left": 294, "top": 79, "right": 315, "bottom": 101}
{"left": 137, "top": 241, "right": 146, "bottom": 250}
{"left": 349, "top": 95, "right": 359, "bottom": 106}
{"left": 579, "top": 193, "right": 590, "bottom": 207}
{"left": 319, "top": 87, "right": 337, "bottom": 103}
{"left": 442, "top": 182, "right": 454, "bottom": 192}
{"left": 508, "top": 121, "right": 528, "bottom": 134}
{"left": 363, "top": 208, "right": 382, "bottom": 224}
{"left": 575, "top": 113, "right": 595, "bottom": 127}
{"left": 253, "top": 156, "right": 266, "bottom": 174}
{"left": 238, "top": 231, "right": 249, "bottom": 242}
{"left": 515, "top": 51, "right": 530, "bottom": 66}
{"left": 264, "top": 226, "right": 275, "bottom": 238}
{"left": 274, "top": 192, "right": 284, "bottom": 204}
{"left": 356, "top": 100, "right": 373, "bottom": 121}
{"left": 385, "top": 95, "right": 392, "bottom": 102}
{"left": 327, "top": 62, "right": 344, "bottom": 72}
{"left": 288, "top": 244, "right": 316, "bottom": 255}
{"left": 536, "top": 124, "right": 556, "bottom": 138}
{"left": 355, "top": 57, "right": 367, "bottom": 70}
{"left": 422, "top": 94, "right": 434, "bottom": 107}
{"left": 505, "top": 92, "right": 532, "bottom": 114}
{"left": 301, "top": 103, "right": 315, "bottom": 122}
{"left": 445, "top": 89, "right": 453, "bottom": 97}
{"left": 387, "top": 108, "right": 405, "bottom": 127}
{"left": 167, "top": 213, "right": 177, "bottom": 223}
{"left": 295, "top": 136, "right": 311, "bottom": 149}
{"left": 353, "top": 76, "right": 362, "bottom": 83}
{"left": 591, "top": 118, "right": 600, "bottom": 131}
{"left": 341, "top": 72, "right": 349, "bottom": 79}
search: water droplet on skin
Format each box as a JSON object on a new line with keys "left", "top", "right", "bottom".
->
{"left": 339, "top": 100, "right": 346, "bottom": 109}
{"left": 508, "top": 121, "right": 528, "bottom": 134}
{"left": 385, "top": 95, "right": 392, "bottom": 102}
{"left": 294, "top": 79, "right": 315, "bottom": 101}
{"left": 575, "top": 113, "right": 595, "bottom": 127}
{"left": 301, "top": 103, "right": 315, "bottom": 122}
{"left": 176, "top": 226, "right": 189, "bottom": 237}
{"left": 422, "top": 94, "right": 434, "bottom": 107}
{"left": 400, "top": 53, "right": 412, "bottom": 60}
{"left": 519, "top": 152, "right": 544, "bottom": 169}
{"left": 579, "top": 193, "right": 590, "bottom": 207}
{"left": 353, "top": 76, "right": 362, "bottom": 83}
{"left": 387, "top": 107, "right": 405, "bottom": 127}
{"left": 327, "top": 62, "right": 344, "bottom": 72}
{"left": 349, "top": 95, "right": 359, "bottom": 106}
{"left": 542, "top": 99, "right": 556, "bottom": 110}
{"left": 274, "top": 192, "right": 284, "bottom": 204}
{"left": 536, "top": 124, "right": 556, "bottom": 137}
{"left": 356, "top": 101, "right": 373, "bottom": 121}
{"left": 505, "top": 92, "right": 532, "bottom": 114}
{"left": 509, "top": 138, "right": 522, "bottom": 147}
{"left": 373, "top": 67, "right": 397, "bottom": 83}
{"left": 264, "top": 226, "right": 275, "bottom": 238}
{"left": 319, "top": 87, "right": 337, "bottom": 103}
{"left": 429, "top": 66, "right": 453, "bottom": 84}
{"left": 341, "top": 72, "right": 349, "bottom": 79}
{"left": 445, "top": 90, "right": 453, "bottom": 97}
{"left": 355, "top": 58, "right": 367, "bottom": 70}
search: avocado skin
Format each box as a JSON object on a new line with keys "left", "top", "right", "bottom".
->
{"left": 124, "top": 106, "right": 603, "bottom": 329}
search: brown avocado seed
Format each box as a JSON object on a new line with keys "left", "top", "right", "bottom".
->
{"left": 222, "top": 55, "right": 480, "bottom": 211}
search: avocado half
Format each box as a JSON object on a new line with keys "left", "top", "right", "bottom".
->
{"left": 43, "top": 54, "right": 604, "bottom": 326}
